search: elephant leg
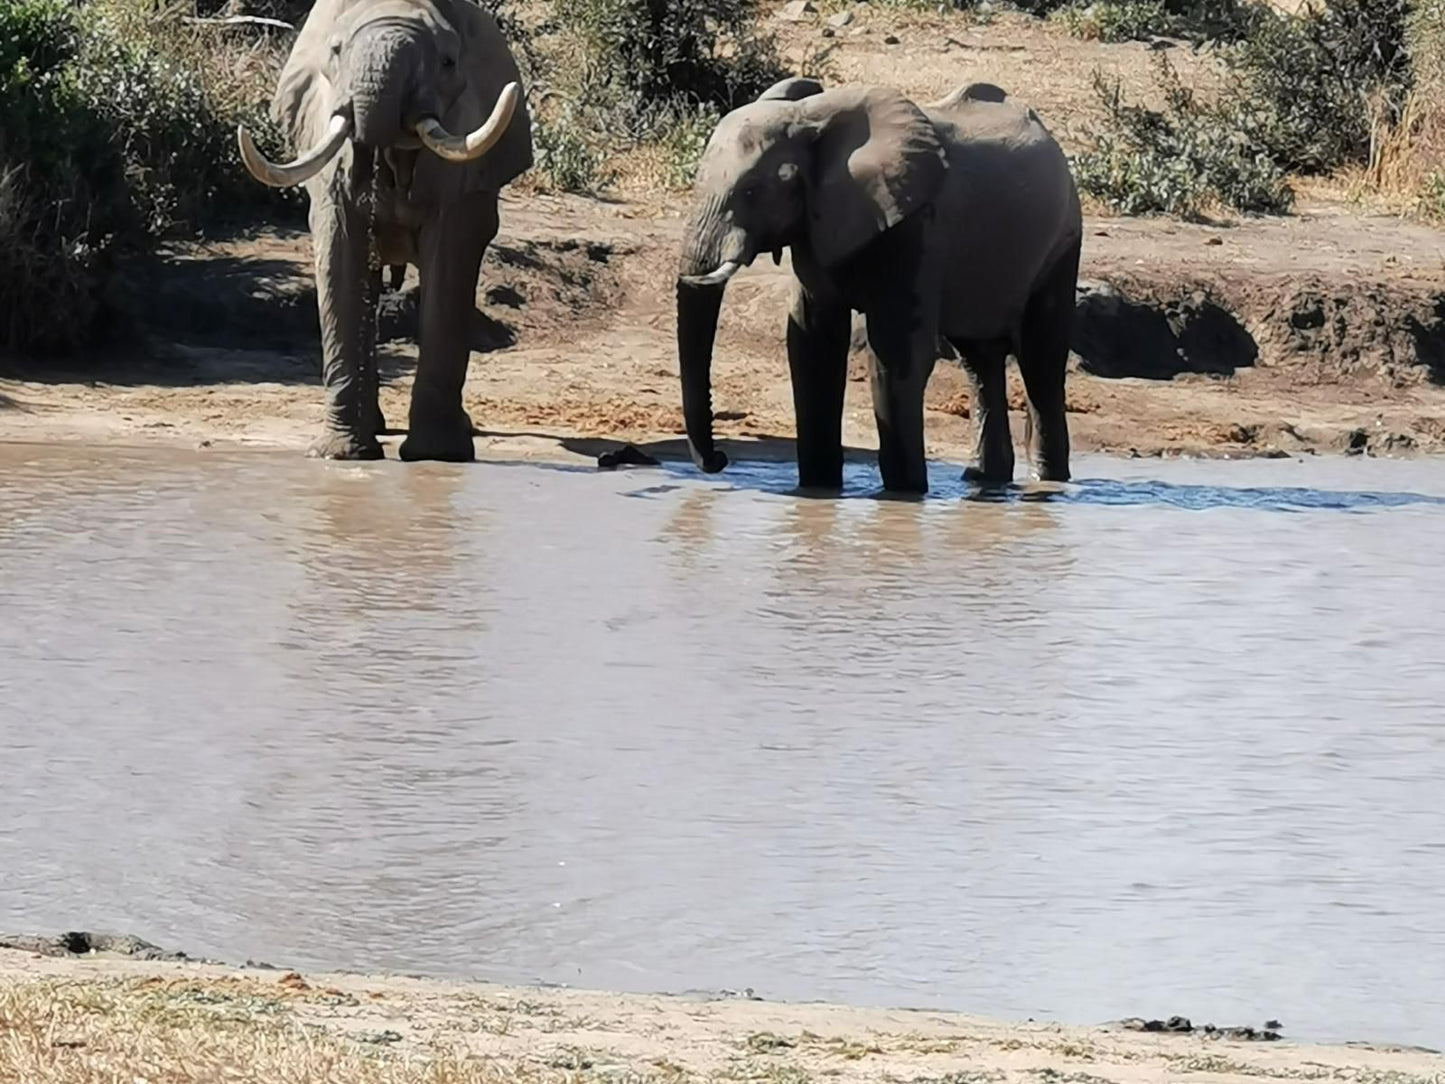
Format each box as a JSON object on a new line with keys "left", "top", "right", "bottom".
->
{"left": 786, "top": 283, "right": 851, "bottom": 490}
{"left": 399, "top": 193, "right": 498, "bottom": 463}
{"left": 864, "top": 298, "right": 938, "bottom": 495}
{"left": 1018, "top": 244, "right": 1079, "bottom": 483}
{"left": 387, "top": 264, "right": 406, "bottom": 291}
{"left": 954, "top": 338, "right": 1014, "bottom": 484}
{"left": 308, "top": 193, "right": 384, "bottom": 461}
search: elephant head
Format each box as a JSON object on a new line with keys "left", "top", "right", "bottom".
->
{"left": 675, "top": 78, "right": 947, "bottom": 473}
{"left": 238, "top": 0, "right": 528, "bottom": 190}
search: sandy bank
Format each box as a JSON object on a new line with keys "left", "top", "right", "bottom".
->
{"left": 3, "top": 942, "right": 1442, "bottom": 1084}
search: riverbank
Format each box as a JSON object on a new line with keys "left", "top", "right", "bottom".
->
{"left": 3, "top": 186, "right": 1444, "bottom": 470}
{"left": 4, "top": 943, "right": 1443, "bottom": 1083}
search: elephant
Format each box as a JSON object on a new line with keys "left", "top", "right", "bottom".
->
{"left": 675, "top": 77, "right": 1082, "bottom": 494}
{"left": 237, "top": 0, "right": 532, "bottom": 461}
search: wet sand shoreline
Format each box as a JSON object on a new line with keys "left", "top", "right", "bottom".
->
{"left": 4, "top": 942, "right": 1443, "bottom": 1083}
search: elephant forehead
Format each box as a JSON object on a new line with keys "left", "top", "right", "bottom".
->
{"left": 336, "top": 0, "right": 446, "bottom": 35}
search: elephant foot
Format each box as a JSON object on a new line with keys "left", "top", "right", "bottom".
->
{"left": 398, "top": 423, "right": 476, "bottom": 463}
{"left": 367, "top": 405, "right": 394, "bottom": 438}
{"left": 963, "top": 462, "right": 1013, "bottom": 486}
{"left": 308, "top": 430, "right": 384, "bottom": 460}
{"left": 1030, "top": 461, "right": 1071, "bottom": 483}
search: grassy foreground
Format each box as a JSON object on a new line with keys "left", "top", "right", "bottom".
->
{"left": 3, "top": 949, "right": 1445, "bottom": 1084}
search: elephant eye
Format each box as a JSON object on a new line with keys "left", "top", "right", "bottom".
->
{"left": 441, "top": 55, "right": 457, "bottom": 70}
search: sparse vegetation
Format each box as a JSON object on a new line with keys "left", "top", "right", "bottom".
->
{"left": 4, "top": 0, "right": 1444, "bottom": 358}
{"left": 1073, "top": 0, "right": 1431, "bottom": 216}
{"left": 0, "top": 0, "right": 290, "bottom": 354}
{"left": 1073, "top": 56, "right": 1295, "bottom": 216}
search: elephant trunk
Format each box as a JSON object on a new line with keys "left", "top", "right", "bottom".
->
{"left": 348, "top": 27, "right": 417, "bottom": 149}
{"left": 676, "top": 281, "right": 727, "bottom": 473}
{"left": 676, "top": 199, "right": 751, "bottom": 473}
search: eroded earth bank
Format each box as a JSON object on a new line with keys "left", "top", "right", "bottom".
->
{"left": 3, "top": 190, "right": 1443, "bottom": 469}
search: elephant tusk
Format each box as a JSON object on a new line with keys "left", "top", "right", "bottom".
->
{"left": 415, "top": 82, "right": 520, "bottom": 162}
{"left": 679, "top": 261, "right": 741, "bottom": 287}
{"left": 238, "top": 113, "right": 351, "bottom": 187}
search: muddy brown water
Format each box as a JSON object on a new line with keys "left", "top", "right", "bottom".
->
{"left": 4, "top": 441, "right": 1445, "bottom": 1047}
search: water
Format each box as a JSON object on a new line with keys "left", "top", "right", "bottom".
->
{"left": 3, "top": 441, "right": 1445, "bottom": 1049}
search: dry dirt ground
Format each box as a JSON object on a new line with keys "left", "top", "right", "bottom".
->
{"left": 5, "top": 946, "right": 1445, "bottom": 1084}
{"left": 2, "top": 10, "right": 1444, "bottom": 471}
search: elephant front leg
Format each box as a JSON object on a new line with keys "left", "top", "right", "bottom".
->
{"left": 956, "top": 339, "right": 1015, "bottom": 484}
{"left": 864, "top": 297, "right": 938, "bottom": 495}
{"left": 399, "top": 194, "right": 499, "bottom": 463}
{"left": 309, "top": 195, "right": 384, "bottom": 460}
{"left": 786, "top": 284, "right": 851, "bottom": 490}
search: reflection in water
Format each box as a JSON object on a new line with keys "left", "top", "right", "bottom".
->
{"left": 3, "top": 444, "right": 1445, "bottom": 1046}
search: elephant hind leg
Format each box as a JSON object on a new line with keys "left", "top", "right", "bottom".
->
{"left": 953, "top": 337, "right": 1014, "bottom": 485}
{"left": 1017, "top": 243, "right": 1079, "bottom": 483}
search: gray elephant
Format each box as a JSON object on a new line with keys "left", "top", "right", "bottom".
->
{"left": 238, "top": 0, "right": 532, "bottom": 461}
{"left": 675, "top": 77, "right": 1081, "bottom": 493}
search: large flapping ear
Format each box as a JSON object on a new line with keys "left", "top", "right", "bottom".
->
{"left": 799, "top": 86, "right": 947, "bottom": 270}
{"left": 757, "top": 76, "right": 825, "bottom": 103}
{"left": 413, "top": 0, "right": 533, "bottom": 200}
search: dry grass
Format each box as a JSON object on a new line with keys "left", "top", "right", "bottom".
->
{"left": 0, "top": 977, "right": 670, "bottom": 1084}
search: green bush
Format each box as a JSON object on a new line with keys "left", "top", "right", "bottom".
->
{"left": 554, "top": 0, "right": 785, "bottom": 115}
{"left": 1053, "top": 0, "right": 1175, "bottom": 41}
{"left": 1073, "top": 59, "right": 1294, "bottom": 216}
{"left": 0, "top": 0, "right": 290, "bottom": 354}
{"left": 1051, "top": 0, "right": 1249, "bottom": 40}
{"left": 533, "top": 106, "right": 614, "bottom": 193}
{"left": 1073, "top": 0, "right": 1417, "bottom": 216}
{"left": 1229, "top": 0, "right": 1412, "bottom": 173}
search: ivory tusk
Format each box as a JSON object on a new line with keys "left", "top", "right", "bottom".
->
{"left": 415, "top": 81, "right": 520, "bottom": 162}
{"left": 238, "top": 113, "right": 351, "bottom": 187}
{"left": 678, "top": 261, "right": 741, "bottom": 287}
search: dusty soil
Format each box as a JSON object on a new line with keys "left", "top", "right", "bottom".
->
{"left": 3, "top": 11, "right": 1444, "bottom": 471}
{"left": 4, "top": 944, "right": 1444, "bottom": 1083}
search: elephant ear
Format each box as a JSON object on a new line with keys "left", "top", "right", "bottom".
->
{"left": 270, "top": 0, "right": 339, "bottom": 155}
{"left": 757, "top": 76, "right": 825, "bottom": 102}
{"left": 413, "top": 0, "right": 533, "bottom": 200}
{"left": 801, "top": 87, "right": 947, "bottom": 270}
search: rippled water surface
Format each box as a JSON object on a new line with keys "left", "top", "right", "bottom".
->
{"left": 4, "top": 442, "right": 1445, "bottom": 1047}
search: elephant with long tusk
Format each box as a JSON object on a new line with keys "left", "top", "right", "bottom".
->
{"left": 237, "top": 0, "right": 532, "bottom": 461}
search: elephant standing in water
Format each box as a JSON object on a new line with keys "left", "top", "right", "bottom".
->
{"left": 675, "top": 78, "right": 1082, "bottom": 493}
{"left": 238, "top": 0, "right": 532, "bottom": 461}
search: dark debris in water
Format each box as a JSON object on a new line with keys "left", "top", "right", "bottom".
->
{"left": 597, "top": 443, "right": 661, "bottom": 470}
{"left": 1120, "top": 1016, "right": 1283, "bottom": 1041}
{"left": 0, "top": 931, "right": 211, "bottom": 964}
